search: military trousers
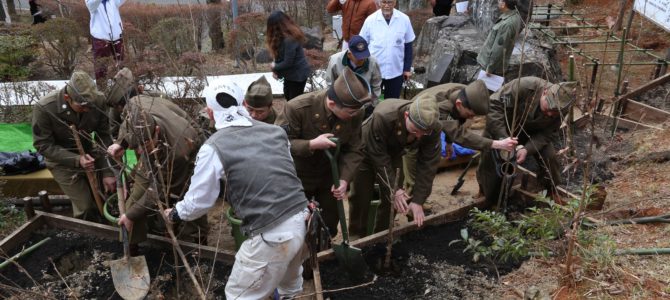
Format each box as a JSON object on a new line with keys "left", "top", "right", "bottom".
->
{"left": 349, "top": 156, "right": 402, "bottom": 237}
{"left": 49, "top": 166, "right": 103, "bottom": 222}
{"left": 477, "top": 143, "right": 562, "bottom": 204}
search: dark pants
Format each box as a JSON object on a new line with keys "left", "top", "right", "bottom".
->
{"left": 92, "top": 37, "right": 125, "bottom": 81}
{"left": 283, "top": 80, "right": 307, "bottom": 101}
{"left": 382, "top": 75, "right": 404, "bottom": 99}
{"left": 477, "top": 138, "right": 562, "bottom": 204}
{"left": 433, "top": 0, "right": 453, "bottom": 16}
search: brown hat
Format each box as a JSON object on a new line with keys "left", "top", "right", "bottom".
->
{"left": 66, "top": 71, "right": 102, "bottom": 106}
{"left": 462, "top": 80, "right": 489, "bottom": 115}
{"left": 546, "top": 81, "right": 579, "bottom": 111}
{"left": 409, "top": 93, "right": 439, "bottom": 131}
{"left": 245, "top": 75, "right": 273, "bottom": 108}
{"left": 327, "top": 67, "right": 371, "bottom": 108}
{"left": 106, "top": 68, "right": 135, "bottom": 107}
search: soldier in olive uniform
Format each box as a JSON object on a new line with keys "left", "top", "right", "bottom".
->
{"left": 107, "top": 93, "right": 207, "bottom": 246}
{"left": 349, "top": 94, "right": 441, "bottom": 237}
{"left": 477, "top": 77, "right": 579, "bottom": 204}
{"left": 243, "top": 75, "right": 279, "bottom": 124}
{"left": 476, "top": 0, "right": 522, "bottom": 76}
{"left": 32, "top": 71, "right": 114, "bottom": 221}
{"left": 276, "top": 67, "right": 371, "bottom": 236}
{"left": 403, "top": 80, "right": 518, "bottom": 196}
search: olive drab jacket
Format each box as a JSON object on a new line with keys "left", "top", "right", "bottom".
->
{"left": 486, "top": 77, "right": 559, "bottom": 156}
{"left": 275, "top": 90, "right": 365, "bottom": 185}
{"left": 415, "top": 83, "right": 492, "bottom": 151}
{"left": 117, "top": 95, "right": 203, "bottom": 221}
{"left": 363, "top": 99, "right": 440, "bottom": 205}
{"left": 32, "top": 87, "right": 113, "bottom": 177}
{"left": 476, "top": 9, "right": 522, "bottom": 75}
{"left": 262, "top": 107, "right": 279, "bottom": 125}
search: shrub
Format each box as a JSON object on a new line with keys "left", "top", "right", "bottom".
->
{"left": 31, "top": 17, "right": 85, "bottom": 78}
{"left": 0, "top": 34, "right": 36, "bottom": 81}
{"left": 149, "top": 17, "right": 198, "bottom": 58}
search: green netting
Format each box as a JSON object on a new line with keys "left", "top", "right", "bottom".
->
{"left": 0, "top": 123, "right": 136, "bottom": 168}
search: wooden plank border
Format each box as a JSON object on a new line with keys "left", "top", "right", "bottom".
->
{"left": 0, "top": 215, "right": 46, "bottom": 255}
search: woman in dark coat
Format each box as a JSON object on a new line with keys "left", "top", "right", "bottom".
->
{"left": 265, "top": 11, "right": 312, "bottom": 101}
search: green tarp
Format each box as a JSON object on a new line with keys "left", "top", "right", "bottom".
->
{"left": 0, "top": 123, "right": 137, "bottom": 167}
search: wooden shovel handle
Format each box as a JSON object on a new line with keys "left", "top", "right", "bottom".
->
{"left": 70, "top": 125, "right": 105, "bottom": 215}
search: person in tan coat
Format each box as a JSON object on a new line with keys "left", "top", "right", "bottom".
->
{"left": 276, "top": 67, "right": 371, "bottom": 236}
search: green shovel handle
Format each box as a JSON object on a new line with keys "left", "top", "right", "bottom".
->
{"left": 324, "top": 137, "right": 351, "bottom": 243}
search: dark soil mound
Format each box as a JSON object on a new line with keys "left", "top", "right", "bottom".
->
{"left": 320, "top": 221, "right": 518, "bottom": 299}
{"left": 0, "top": 229, "right": 231, "bottom": 299}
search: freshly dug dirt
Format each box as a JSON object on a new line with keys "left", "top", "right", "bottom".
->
{"left": 0, "top": 229, "right": 231, "bottom": 299}
{"left": 320, "top": 221, "right": 519, "bottom": 299}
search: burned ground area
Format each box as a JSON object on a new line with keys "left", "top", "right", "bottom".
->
{"left": 0, "top": 229, "right": 231, "bottom": 299}
{"left": 320, "top": 221, "right": 519, "bottom": 299}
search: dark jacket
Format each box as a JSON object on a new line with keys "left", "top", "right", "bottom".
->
{"left": 271, "top": 38, "right": 311, "bottom": 82}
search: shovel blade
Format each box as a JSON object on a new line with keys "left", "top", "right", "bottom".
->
{"left": 110, "top": 256, "right": 150, "bottom": 300}
{"left": 333, "top": 243, "right": 368, "bottom": 279}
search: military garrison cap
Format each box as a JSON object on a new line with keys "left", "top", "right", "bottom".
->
{"left": 66, "top": 71, "right": 102, "bottom": 106}
{"left": 409, "top": 93, "right": 439, "bottom": 131}
{"left": 546, "top": 81, "right": 579, "bottom": 111}
{"left": 245, "top": 75, "right": 273, "bottom": 108}
{"left": 462, "top": 80, "right": 489, "bottom": 115}
{"left": 106, "top": 67, "right": 135, "bottom": 107}
{"left": 327, "top": 67, "right": 371, "bottom": 108}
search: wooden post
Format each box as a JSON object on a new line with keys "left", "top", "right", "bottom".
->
{"left": 38, "top": 190, "right": 52, "bottom": 213}
{"left": 659, "top": 48, "right": 670, "bottom": 76}
{"left": 23, "top": 197, "right": 35, "bottom": 219}
{"left": 613, "top": 0, "right": 628, "bottom": 31}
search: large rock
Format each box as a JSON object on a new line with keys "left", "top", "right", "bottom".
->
{"left": 413, "top": 14, "right": 562, "bottom": 87}
{"left": 469, "top": 0, "right": 532, "bottom": 33}
{"left": 301, "top": 26, "right": 324, "bottom": 50}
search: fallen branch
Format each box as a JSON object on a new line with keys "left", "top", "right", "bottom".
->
{"left": 293, "top": 275, "right": 378, "bottom": 299}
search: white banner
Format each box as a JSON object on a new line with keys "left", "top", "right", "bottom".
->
{"left": 634, "top": 0, "right": 670, "bottom": 32}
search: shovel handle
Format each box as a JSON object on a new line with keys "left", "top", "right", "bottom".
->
{"left": 324, "top": 138, "right": 351, "bottom": 243}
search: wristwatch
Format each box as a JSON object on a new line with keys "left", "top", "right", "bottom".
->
{"left": 168, "top": 208, "right": 181, "bottom": 223}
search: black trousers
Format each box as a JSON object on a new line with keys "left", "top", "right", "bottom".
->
{"left": 382, "top": 75, "right": 404, "bottom": 99}
{"left": 283, "top": 80, "right": 307, "bottom": 101}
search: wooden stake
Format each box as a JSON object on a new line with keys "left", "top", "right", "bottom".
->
{"left": 69, "top": 125, "right": 105, "bottom": 215}
{"left": 384, "top": 168, "right": 401, "bottom": 269}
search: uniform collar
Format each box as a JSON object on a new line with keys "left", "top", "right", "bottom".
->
{"left": 56, "top": 87, "right": 72, "bottom": 114}
{"left": 374, "top": 9, "right": 399, "bottom": 22}
{"left": 500, "top": 10, "right": 517, "bottom": 21}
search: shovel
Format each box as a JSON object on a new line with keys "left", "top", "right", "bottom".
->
{"left": 324, "top": 137, "right": 369, "bottom": 278}
{"left": 107, "top": 158, "right": 150, "bottom": 300}
{"left": 451, "top": 152, "right": 480, "bottom": 195}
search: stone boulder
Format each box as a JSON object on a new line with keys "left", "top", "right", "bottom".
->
{"left": 301, "top": 26, "right": 324, "bottom": 50}
{"left": 413, "top": 14, "right": 563, "bottom": 87}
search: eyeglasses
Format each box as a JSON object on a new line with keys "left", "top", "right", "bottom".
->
{"left": 380, "top": 0, "right": 395, "bottom": 6}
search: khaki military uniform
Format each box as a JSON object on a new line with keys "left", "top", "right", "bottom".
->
{"left": 349, "top": 99, "right": 440, "bottom": 236}
{"left": 117, "top": 95, "right": 207, "bottom": 244}
{"left": 477, "top": 77, "right": 563, "bottom": 204}
{"left": 275, "top": 90, "right": 365, "bottom": 235}
{"left": 476, "top": 10, "right": 522, "bottom": 75}
{"left": 404, "top": 83, "right": 493, "bottom": 194}
{"left": 108, "top": 89, "right": 167, "bottom": 137}
{"left": 32, "top": 87, "right": 113, "bottom": 221}
{"left": 262, "top": 106, "right": 279, "bottom": 125}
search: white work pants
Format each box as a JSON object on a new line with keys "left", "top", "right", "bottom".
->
{"left": 225, "top": 208, "right": 309, "bottom": 300}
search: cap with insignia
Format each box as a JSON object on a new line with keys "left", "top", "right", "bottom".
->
{"left": 348, "top": 35, "right": 370, "bottom": 61}
{"left": 327, "top": 67, "right": 371, "bottom": 108}
{"left": 245, "top": 75, "right": 273, "bottom": 108}
{"left": 409, "top": 93, "right": 439, "bottom": 131}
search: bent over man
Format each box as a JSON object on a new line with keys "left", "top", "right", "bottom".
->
{"left": 165, "top": 91, "right": 309, "bottom": 300}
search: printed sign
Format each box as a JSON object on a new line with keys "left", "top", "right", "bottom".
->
{"left": 634, "top": 0, "right": 670, "bottom": 32}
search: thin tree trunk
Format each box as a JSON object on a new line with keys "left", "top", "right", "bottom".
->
{"left": 1, "top": 0, "right": 11, "bottom": 25}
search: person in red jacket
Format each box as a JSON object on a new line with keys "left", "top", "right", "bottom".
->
{"left": 327, "top": 0, "right": 377, "bottom": 50}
